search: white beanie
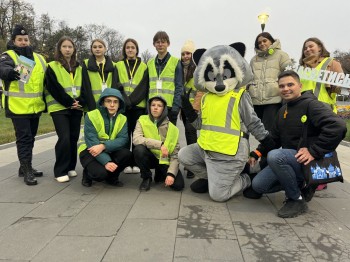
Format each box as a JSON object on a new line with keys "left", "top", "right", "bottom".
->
{"left": 181, "top": 40, "right": 195, "bottom": 54}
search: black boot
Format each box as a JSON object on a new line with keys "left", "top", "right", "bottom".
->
{"left": 18, "top": 166, "right": 43, "bottom": 177}
{"left": 139, "top": 177, "right": 152, "bottom": 191}
{"left": 186, "top": 170, "right": 195, "bottom": 179}
{"left": 190, "top": 178, "right": 208, "bottom": 193}
{"left": 20, "top": 161, "right": 37, "bottom": 186}
{"left": 81, "top": 169, "right": 92, "bottom": 187}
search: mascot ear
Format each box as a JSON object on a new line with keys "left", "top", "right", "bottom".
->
{"left": 229, "top": 42, "right": 246, "bottom": 57}
{"left": 193, "top": 48, "right": 206, "bottom": 65}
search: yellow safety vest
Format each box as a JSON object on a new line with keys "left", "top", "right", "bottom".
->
{"left": 45, "top": 61, "right": 82, "bottom": 113}
{"left": 84, "top": 59, "right": 113, "bottom": 103}
{"left": 77, "top": 109, "right": 127, "bottom": 154}
{"left": 148, "top": 56, "right": 179, "bottom": 107}
{"left": 138, "top": 115, "right": 179, "bottom": 164}
{"left": 115, "top": 60, "right": 147, "bottom": 108}
{"left": 184, "top": 78, "right": 196, "bottom": 104}
{"left": 2, "top": 50, "right": 46, "bottom": 114}
{"left": 197, "top": 88, "right": 247, "bottom": 156}
{"left": 301, "top": 57, "right": 337, "bottom": 113}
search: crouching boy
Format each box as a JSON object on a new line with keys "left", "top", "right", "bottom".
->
{"left": 133, "top": 96, "right": 184, "bottom": 191}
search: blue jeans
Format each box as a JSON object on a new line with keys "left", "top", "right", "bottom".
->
{"left": 252, "top": 149, "right": 305, "bottom": 200}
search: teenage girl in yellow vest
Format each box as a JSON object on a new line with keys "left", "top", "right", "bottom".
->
{"left": 82, "top": 39, "right": 119, "bottom": 111}
{"left": 299, "top": 37, "right": 344, "bottom": 191}
{"left": 115, "top": 38, "right": 149, "bottom": 174}
{"left": 133, "top": 96, "right": 184, "bottom": 191}
{"left": 45, "top": 36, "right": 85, "bottom": 183}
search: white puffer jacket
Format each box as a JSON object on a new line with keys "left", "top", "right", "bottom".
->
{"left": 248, "top": 39, "right": 291, "bottom": 105}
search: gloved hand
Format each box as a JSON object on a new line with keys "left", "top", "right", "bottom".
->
{"left": 169, "top": 110, "right": 179, "bottom": 123}
{"left": 8, "top": 70, "right": 20, "bottom": 81}
{"left": 181, "top": 88, "right": 198, "bottom": 123}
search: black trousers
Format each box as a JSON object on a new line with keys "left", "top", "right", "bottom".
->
{"left": 51, "top": 110, "right": 82, "bottom": 178}
{"left": 253, "top": 103, "right": 282, "bottom": 132}
{"left": 11, "top": 117, "right": 39, "bottom": 162}
{"left": 80, "top": 148, "right": 133, "bottom": 181}
{"left": 133, "top": 144, "right": 184, "bottom": 190}
{"left": 180, "top": 110, "right": 197, "bottom": 145}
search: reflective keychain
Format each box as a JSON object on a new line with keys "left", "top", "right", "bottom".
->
{"left": 156, "top": 79, "right": 163, "bottom": 89}
{"left": 72, "top": 86, "right": 77, "bottom": 98}
{"left": 102, "top": 82, "right": 107, "bottom": 91}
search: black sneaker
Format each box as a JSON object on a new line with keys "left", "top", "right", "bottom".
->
{"left": 81, "top": 169, "right": 92, "bottom": 187}
{"left": 105, "top": 176, "right": 124, "bottom": 187}
{"left": 139, "top": 178, "right": 151, "bottom": 191}
{"left": 277, "top": 198, "right": 308, "bottom": 218}
{"left": 301, "top": 185, "right": 317, "bottom": 202}
{"left": 243, "top": 186, "right": 262, "bottom": 199}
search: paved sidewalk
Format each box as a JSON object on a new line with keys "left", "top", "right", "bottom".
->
{"left": 0, "top": 127, "right": 350, "bottom": 261}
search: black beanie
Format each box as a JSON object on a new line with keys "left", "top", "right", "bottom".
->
{"left": 11, "top": 25, "right": 28, "bottom": 40}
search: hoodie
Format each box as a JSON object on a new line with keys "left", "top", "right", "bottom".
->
{"left": 83, "top": 88, "right": 129, "bottom": 165}
{"left": 133, "top": 96, "right": 180, "bottom": 176}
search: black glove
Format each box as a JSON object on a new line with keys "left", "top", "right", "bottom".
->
{"left": 169, "top": 110, "right": 179, "bottom": 122}
{"left": 181, "top": 88, "right": 198, "bottom": 123}
{"left": 8, "top": 70, "right": 20, "bottom": 81}
{"left": 259, "top": 135, "right": 275, "bottom": 153}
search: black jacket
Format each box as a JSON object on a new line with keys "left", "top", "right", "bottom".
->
{"left": 258, "top": 91, "right": 347, "bottom": 159}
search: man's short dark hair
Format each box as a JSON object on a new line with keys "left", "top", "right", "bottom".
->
{"left": 278, "top": 70, "right": 301, "bottom": 83}
{"left": 153, "top": 31, "right": 170, "bottom": 44}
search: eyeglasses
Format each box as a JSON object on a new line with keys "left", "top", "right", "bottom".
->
{"left": 104, "top": 99, "right": 119, "bottom": 105}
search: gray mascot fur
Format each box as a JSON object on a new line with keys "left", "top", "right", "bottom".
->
{"left": 179, "top": 43, "right": 271, "bottom": 202}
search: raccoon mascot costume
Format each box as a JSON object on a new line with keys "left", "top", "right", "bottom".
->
{"left": 179, "top": 43, "right": 272, "bottom": 202}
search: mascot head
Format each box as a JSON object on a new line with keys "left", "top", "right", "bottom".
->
{"left": 193, "top": 43, "right": 253, "bottom": 95}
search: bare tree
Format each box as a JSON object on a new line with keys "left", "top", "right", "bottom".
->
{"left": 140, "top": 49, "right": 154, "bottom": 63}
{"left": 333, "top": 49, "right": 350, "bottom": 75}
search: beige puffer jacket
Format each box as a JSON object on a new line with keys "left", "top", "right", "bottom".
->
{"left": 248, "top": 39, "right": 291, "bottom": 105}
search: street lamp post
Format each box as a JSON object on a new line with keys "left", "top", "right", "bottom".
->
{"left": 258, "top": 13, "right": 269, "bottom": 32}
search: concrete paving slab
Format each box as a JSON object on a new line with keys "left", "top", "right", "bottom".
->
{"left": 103, "top": 218, "right": 177, "bottom": 262}
{"left": 314, "top": 198, "right": 350, "bottom": 228}
{"left": 227, "top": 196, "right": 284, "bottom": 223}
{"left": 0, "top": 217, "right": 70, "bottom": 260}
{"left": 0, "top": 175, "right": 68, "bottom": 203}
{"left": 127, "top": 191, "right": 181, "bottom": 219}
{"left": 303, "top": 242, "right": 350, "bottom": 262}
{"left": 177, "top": 204, "right": 236, "bottom": 240}
{"left": 0, "top": 202, "right": 39, "bottom": 233}
{"left": 60, "top": 203, "right": 132, "bottom": 237}
{"left": 32, "top": 235, "right": 113, "bottom": 262}
{"left": 174, "top": 238, "right": 243, "bottom": 262}
{"left": 234, "top": 221, "right": 315, "bottom": 262}
{"left": 90, "top": 187, "right": 140, "bottom": 205}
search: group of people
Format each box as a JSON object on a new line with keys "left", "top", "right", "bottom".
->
{"left": 0, "top": 25, "right": 347, "bottom": 218}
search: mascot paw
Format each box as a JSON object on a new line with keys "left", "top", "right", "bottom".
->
{"left": 190, "top": 178, "right": 209, "bottom": 193}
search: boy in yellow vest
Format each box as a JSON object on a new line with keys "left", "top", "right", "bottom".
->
{"left": 147, "top": 31, "right": 183, "bottom": 125}
{"left": 133, "top": 96, "right": 184, "bottom": 191}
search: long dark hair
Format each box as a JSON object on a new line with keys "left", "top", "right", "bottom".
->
{"left": 54, "top": 36, "right": 77, "bottom": 71}
{"left": 254, "top": 32, "right": 275, "bottom": 50}
{"left": 299, "top": 37, "right": 330, "bottom": 65}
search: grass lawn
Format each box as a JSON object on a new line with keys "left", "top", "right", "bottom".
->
{"left": 346, "top": 119, "right": 350, "bottom": 142}
{"left": 0, "top": 110, "right": 55, "bottom": 145}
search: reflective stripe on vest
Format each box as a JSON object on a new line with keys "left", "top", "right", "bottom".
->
{"left": 300, "top": 57, "right": 337, "bottom": 113}
{"left": 77, "top": 109, "right": 127, "bottom": 154}
{"left": 138, "top": 115, "right": 179, "bottom": 164}
{"left": 84, "top": 59, "right": 113, "bottom": 103}
{"left": 197, "top": 88, "right": 246, "bottom": 156}
{"left": 148, "top": 56, "right": 179, "bottom": 107}
{"left": 45, "top": 61, "right": 82, "bottom": 113}
{"left": 115, "top": 61, "right": 147, "bottom": 108}
{"left": 2, "top": 51, "right": 46, "bottom": 114}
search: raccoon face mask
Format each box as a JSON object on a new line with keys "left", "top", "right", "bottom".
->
{"left": 193, "top": 42, "right": 253, "bottom": 96}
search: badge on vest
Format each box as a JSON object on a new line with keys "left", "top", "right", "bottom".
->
{"left": 156, "top": 79, "right": 163, "bottom": 90}
{"left": 101, "top": 82, "right": 107, "bottom": 91}
{"left": 72, "top": 86, "right": 78, "bottom": 97}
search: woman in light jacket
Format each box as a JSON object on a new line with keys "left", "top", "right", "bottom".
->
{"left": 249, "top": 32, "right": 291, "bottom": 132}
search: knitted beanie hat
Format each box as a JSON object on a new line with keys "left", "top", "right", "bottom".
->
{"left": 11, "top": 25, "right": 28, "bottom": 40}
{"left": 181, "top": 40, "right": 195, "bottom": 54}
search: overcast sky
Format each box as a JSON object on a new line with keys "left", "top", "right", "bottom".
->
{"left": 29, "top": 0, "right": 349, "bottom": 62}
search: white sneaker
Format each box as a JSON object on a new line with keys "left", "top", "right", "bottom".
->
{"left": 68, "top": 170, "right": 77, "bottom": 177}
{"left": 56, "top": 175, "right": 69, "bottom": 183}
{"left": 132, "top": 166, "right": 140, "bottom": 173}
{"left": 124, "top": 166, "right": 133, "bottom": 174}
